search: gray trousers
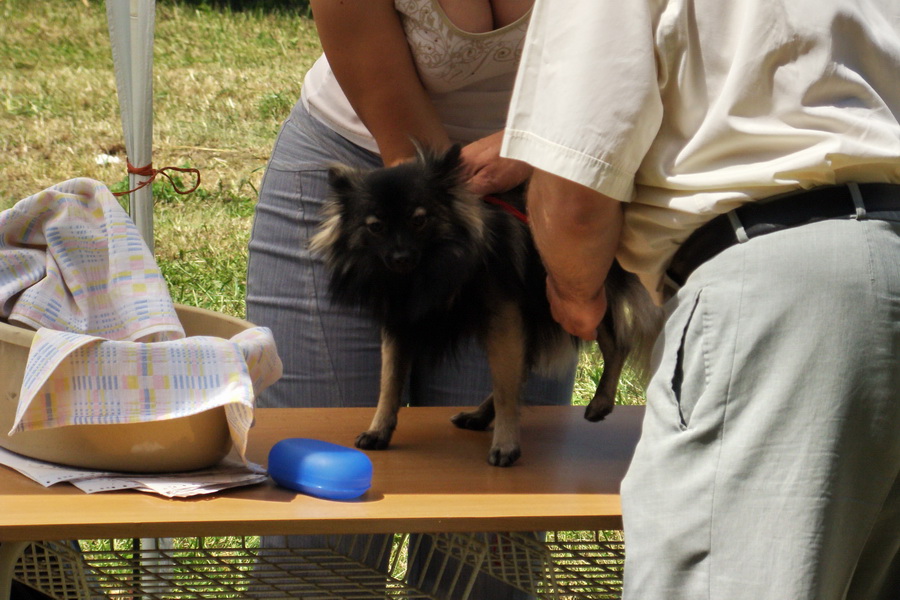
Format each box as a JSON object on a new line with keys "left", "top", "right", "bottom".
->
{"left": 622, "top": 215, "right": 900, "bottom": 599}
{"left": 246, "top": 102, "right": 575, "bottom": 599}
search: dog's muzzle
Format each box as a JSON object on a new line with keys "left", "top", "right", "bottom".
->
{"left": 385, "top": 249, "right": 420, "bottom": 274}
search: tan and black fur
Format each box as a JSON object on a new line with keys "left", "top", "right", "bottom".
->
{"left": 310, "top": 145, "right": 661, "bottom": 466}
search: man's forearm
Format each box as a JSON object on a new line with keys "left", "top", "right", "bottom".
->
{"left": 527, "top": 169, "right": 623, "bottom": 339}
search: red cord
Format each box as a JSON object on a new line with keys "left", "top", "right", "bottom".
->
{"left": 483, "top": 194, "right": 528, "bottom": 224}
{"left": 113, "top": 161, "right": 201, "bottom": 197}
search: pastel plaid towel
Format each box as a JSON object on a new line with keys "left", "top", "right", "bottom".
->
{"left": 0, "top": 178, "right": 182, "bottom": 341}
{"left": 1, "top": 178, "right": 282, "bottom": 462}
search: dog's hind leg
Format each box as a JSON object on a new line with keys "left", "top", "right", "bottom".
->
{"left": 584, "top": 314, "right": 629, "bottom": 422}
{"left": 482, "top": 302, "right": 527, "bottom": 467}
{"left": 450, "top": 395, "right": 495, "bottom": 431}
{"left": 355, "top": 332, "right": 410, "bottom": 450}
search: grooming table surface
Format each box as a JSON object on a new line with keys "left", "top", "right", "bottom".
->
{"left": 0, "top": 406, "right": 643, "bottom": 541}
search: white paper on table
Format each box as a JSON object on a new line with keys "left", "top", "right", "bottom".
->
{"left": 0, "top": 446, "right": 267, "bottom": 498}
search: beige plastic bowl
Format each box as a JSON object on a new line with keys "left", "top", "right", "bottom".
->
{"left": 0, "top": 305, "right": 255, "bottom": 473}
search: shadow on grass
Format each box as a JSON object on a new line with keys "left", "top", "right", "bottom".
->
{"left": 158, "top": 0, "right": 311, "bottom": 16}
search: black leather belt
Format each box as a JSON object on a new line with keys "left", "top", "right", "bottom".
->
{"left": 666, "top": 182, "right": 900, "bottom": 288}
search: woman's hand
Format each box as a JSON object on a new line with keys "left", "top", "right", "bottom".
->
{"left": 460, "top": 131, "right": 534, "bottom": 195}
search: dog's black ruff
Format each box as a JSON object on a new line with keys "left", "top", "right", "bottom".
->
{"left": 320, "top": 150, "right": 574, "bottom": 368}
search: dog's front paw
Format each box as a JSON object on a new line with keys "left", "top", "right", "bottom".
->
{"left": 488, "top": 444, "right": 521, "bottom": 467}
{"left": 451, "top": 410, "right": 492, "bottom": 431}
{"left": 355, "top": 430, "right": 392, "bottom": 450}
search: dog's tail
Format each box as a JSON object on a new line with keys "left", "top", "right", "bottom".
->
{"left": 606, "top": 262, "right": 664, "bottom": 380}
{"left": 584, "top": 262, "right": 663, "bottom": 421}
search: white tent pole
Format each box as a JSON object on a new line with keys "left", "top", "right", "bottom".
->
{"left": 106, "top": 0, "right": 156, "bottom": 252}
{"left": 106, "top": 4, "right": 166, "bottom": 592}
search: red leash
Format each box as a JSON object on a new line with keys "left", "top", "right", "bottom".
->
{"left": 483, "top": 194, "right": 529, "bottom": 224}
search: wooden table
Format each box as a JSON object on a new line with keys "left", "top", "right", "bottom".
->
{"left": 0, "top": 405, "right": 644, "bottom": 599}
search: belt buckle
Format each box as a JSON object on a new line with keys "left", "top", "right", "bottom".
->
{"left": 848, "top": 182, "right": 867, "bottom": 219}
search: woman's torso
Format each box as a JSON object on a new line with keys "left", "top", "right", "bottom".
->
{"left": 300, "top": 0, "right": 532, "bottom": 153}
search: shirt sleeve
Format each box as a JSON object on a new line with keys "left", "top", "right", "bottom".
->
{"left": 502, "top": 0, "right": 664, "bottom": 203}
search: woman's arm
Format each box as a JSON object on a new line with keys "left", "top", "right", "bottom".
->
{"left": 309, "top": 0, "right": 450, "bottom": 165}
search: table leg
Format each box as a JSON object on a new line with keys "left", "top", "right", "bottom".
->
{"left": 0, "top": 542, "right": 30, "bottom": 600}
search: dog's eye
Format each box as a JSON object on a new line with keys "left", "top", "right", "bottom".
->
{"left": 410, "top": 209, "right": 427, "bottom": 230}
{"left": 366, "top": 217, "right": 385, "bottom": 235}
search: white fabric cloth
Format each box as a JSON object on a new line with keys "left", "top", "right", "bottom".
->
{"left": 0, "top": 179, "right": 282, "bottom": 462}
{"left": 0, "top": 179, "right": 181, "bottom": 340}
{"left": 502, "top": 0, "right": 900, "bottom": 300}
{"left": 301, "top": 0, "right": 531, "bottom": 153}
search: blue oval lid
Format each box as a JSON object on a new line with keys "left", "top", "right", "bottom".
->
{"left": 267, "top": 438, "right": 373, "bottom": 500}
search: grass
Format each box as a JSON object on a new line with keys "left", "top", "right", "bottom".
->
{"left": 1, "top": 0, "right": 319, "bottom": 322}
{"left": 0, "top": 0, "right": 318, "bottom": 204}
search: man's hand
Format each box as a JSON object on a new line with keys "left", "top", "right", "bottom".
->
{"left": 546, "top": 274, "right": 609, "bottom": 341}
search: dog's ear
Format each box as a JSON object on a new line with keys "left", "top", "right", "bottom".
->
{"left": 421, "top": 144, "right": 463, "bottom": 190}
{"left": 327, "top": 164, "right": 359, "bottom": 197}
{"left": 436, "top": 144, "right": 463, "bottom": 176}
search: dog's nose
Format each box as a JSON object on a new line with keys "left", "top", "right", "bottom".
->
{"left": 387, "top": 250, "right": 418, "bottom": 273}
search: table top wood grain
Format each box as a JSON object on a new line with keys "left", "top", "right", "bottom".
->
{"left": 0, "top": 405, "right": 643, "bottom": 541}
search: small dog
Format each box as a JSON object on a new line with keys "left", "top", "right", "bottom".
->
{"left": 310, "top": 145, "right": 660, "bottom": 466}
